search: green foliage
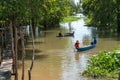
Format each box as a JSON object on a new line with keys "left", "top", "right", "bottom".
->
{"left": 61, "top": 16, "right": 80, "bottom": 23}
{"left": 40, "top": 0, "right": 71, "bottom": 28}
{"left": 0, "top": 0, "right": 72, "bottom": 28}
{"left": 82, "top": 0, "right": 118, "bottom": 29}
{"left": 0, "top": 0, "right": 28, "bottom": 20}
{"left": 82, "top": 50, "right": 120, "bottom": 78}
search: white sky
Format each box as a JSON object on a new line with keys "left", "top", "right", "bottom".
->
{"left": 74, "top": 0, "right": 79, "bottom": 4}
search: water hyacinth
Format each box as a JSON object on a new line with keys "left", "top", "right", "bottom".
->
{"left": 82, "top": 50, "right": 120, "bottom": 79}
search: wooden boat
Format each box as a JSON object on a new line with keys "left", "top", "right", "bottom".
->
{"left": 76, "top": 36, "right": 97, "bottom": 51}
{"left": 56, "top": 31, "right": 74, "bottom": 37}
{"left": 63, "top": 31, "right": 74, "bottom": 37}
{"left": 76, "top": 44, "right": 96, "bottom": 51}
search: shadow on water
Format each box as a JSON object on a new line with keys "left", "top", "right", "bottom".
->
{"left": 96, "top": 27, "right": 120, "bottom": 40}
{"left": 18, "top": 48, "right": 49, "bottom": 60}
{"left": 25, "top": 49, "right": 49, "bottom": 60}
{"left": 27, "top": 41, "right": 45, "bottom": 45}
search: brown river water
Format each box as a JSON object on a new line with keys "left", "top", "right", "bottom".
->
{"left": 16, "top": 16, "right": 120, "bottom": 80}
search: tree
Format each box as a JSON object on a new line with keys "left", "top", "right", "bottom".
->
{"left": 82, "top": 0, "right": 118, "bottom": 31}
{"left": 0, "top": 1, "right": 73, "bottom": 79}
{"left": 117, "top": 0, "right": 120, "bottom": 32}
{"left": 0, "top": 0, "right": 28, "bottom": 80}
{"left": 39, "top": 0, "right": 71, "bottom": 29}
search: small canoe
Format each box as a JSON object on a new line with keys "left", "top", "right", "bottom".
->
{"left": 64, "top": 32, "right": 74, "bottom": 37}
{"left": 76, "top": 44, "right": 96, "bottom": 51}
{"left": 56, "top": 32, "right": 74, "bottom": 37}
{"left": 56, "top": 35, "right": 74, "bottom": 37}
{"left": 76, "top": 36, "right": 97, "bottom": 51}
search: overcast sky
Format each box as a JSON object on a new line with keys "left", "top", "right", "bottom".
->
{"left": 74, "top": 0, "right": 79, "bottom": 4}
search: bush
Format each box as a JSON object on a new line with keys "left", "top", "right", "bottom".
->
{"left": 82, "top": 50, "right": 120, "bottom": 79}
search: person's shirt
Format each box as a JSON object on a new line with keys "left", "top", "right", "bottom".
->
{"left": 74, "top": 42, "right": 80, "bottom": 48}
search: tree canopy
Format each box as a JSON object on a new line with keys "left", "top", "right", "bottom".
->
{"left": 82, "top": 0, "right": 119, "bottom": 31}
{"left": 0, "top": 0, "right": 72, "bottom": 29}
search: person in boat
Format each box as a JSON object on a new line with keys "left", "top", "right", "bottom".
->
{"left": 91, "top": 41, "right": 94, "bottom": 45}
{"left": 90, "top": 36, "right": 97, "bottom": 45}
{"left": 93, "top": 36, "right": 97, "bottom": 44}
{"left": 74, "top": 40, "right": 80, "bottom": 48}
{"left": 58, "top": 31, "right": 63, "bottom": 37}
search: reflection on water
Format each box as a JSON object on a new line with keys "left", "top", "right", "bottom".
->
{"left": 17, "top": 18, "right": 120, "bottom": 80}
{"left": 61, "top": 50, "right": 90, "bottom": 80}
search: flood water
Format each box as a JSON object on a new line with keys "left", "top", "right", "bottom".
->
{"left": 17, "top": 15, "right": 120, "bottom": 80}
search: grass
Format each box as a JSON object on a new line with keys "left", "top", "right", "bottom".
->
{"left": 61, "top": 16, "right": 80, "bottom": 23}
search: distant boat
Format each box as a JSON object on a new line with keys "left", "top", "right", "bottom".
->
{"left": 76, "top": 44, "right": 96, "bottom": 51}
{"left": 56, "top": 31, "right": 74, "bottom": 37}
{"left": 64, "top": 31, "right": 74, "bottom": 37}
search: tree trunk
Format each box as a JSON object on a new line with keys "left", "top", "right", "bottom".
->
{"left": 20, "top": 27, "right": 25, "bottom": 80}
{"left": 10, "top": 21, "right": 18, "bottom": 80}
{"left": 14, "top": 26, "right": 18, "bottom": 80}
{"left": 28, "top": 21, "right": 35, "bottom": 80}
{"left": 31, "top": 18, "right": 36, "bottom": 36}
{"left": 117, "top": 0, "right": 120, "bottom": 33}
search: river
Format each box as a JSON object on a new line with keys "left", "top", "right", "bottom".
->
{"left": 17, "top": 15, "right": 120, "bottom": 80}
